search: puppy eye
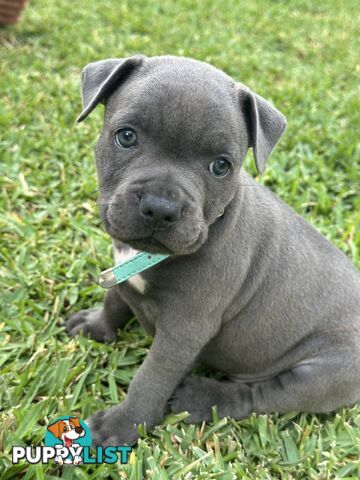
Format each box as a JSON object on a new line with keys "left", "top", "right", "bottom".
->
{"left": 63, "top": 426, "right": 68, "bottom": 431}
{"left": 114, "top": 128, "right": 138, "bottom": 148}
{"left": 209, "top": 158, "right": 231, "bottom": 177}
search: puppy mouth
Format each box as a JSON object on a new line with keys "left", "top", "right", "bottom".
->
{"left": 124, "top": 236, "right": 173, "bottom": 254}
{"left": 114, "top": 231, "right": 205, "bottom": 256}
{"left": 102, "top": 201, "right": 208, "bottom": 255}
{"left": 63, "top": 435, "right": 73, "bottom": 447}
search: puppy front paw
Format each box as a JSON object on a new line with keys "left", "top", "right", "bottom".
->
{"left": 86, "top": 405, "right": 140, "bottom": 447}
{"left": 66, "top": 308, "right": 117, "bottom": 343}
{"left": 73, "top": 455, "right": 82, "bottom": 465}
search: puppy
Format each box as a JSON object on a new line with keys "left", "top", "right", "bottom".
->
{"left": 66, "top": 55, "right": 360, "bottom": 447}
{"left": 47, "top": 417, "right": 84, "bottom": 464}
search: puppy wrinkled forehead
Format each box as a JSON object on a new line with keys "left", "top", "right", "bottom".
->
{"left": 106, "top": 62, "right": 240, "bottom": 153}
{"left": 110, "top": 58, "right": 236, "bottom": 114}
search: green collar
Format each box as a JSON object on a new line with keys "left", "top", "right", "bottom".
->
{"left": 99, "top": 251, "right": 169, "bottom": 288}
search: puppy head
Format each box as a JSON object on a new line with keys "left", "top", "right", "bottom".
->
{"left": 78, "top": 55, "right": 286, "bottom": 255}
{"left": 47, "top": 417, "right": 84, "bottom": 443}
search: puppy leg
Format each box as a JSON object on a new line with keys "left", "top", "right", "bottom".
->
{"left": 171, "top": 346, "right": 360, "bottom": 422}
{"left": 170, "top": 375, "right": 252, "bottom": 423}
{"left": 66, "top": 287, "right": 133, "bottom": 342}
{"left": 87, "top": 312, "right": 221, "bottom": 446}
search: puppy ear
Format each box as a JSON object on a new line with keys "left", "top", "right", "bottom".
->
{"left": 70, "top": 417, "right": 81, "bottom": 428}
{"left": 241, "top": 86, "right": 287, "bottom": 174}
{"left": 77, "top": 55, "right": 145, "bottom": 123}
{"left": 47, "top": 421, "right": 62, "bottom": 438}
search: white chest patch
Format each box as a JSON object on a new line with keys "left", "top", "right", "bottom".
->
{"left": 113, "top": 244, "right": 147, "bottom": 294}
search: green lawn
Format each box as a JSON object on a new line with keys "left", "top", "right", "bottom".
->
{"left": 1, "top": 0, "right": 359, "bottom": 478}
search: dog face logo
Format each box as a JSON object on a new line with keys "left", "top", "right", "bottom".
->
{"left": 45, "top": 416, "right": 91, "bottom": 465}
{"left": 47, "top": 417, "right": 85, "bottom": 448}
{"left": 12, "top": 415, "right": 131, "bottom": 465}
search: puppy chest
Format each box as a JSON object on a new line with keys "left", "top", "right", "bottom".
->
{"left": 113, "top": 245, "right": 148, "bottom": 294}
{"left": 125, "top": 290, "right": 157, "bottom": 336}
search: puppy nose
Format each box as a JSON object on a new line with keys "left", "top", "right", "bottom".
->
{"left": 140, "top": 194, "right": 182, "bottom": 230}
{"left": 75, "top": 427, "right": 83, "bottom": 434}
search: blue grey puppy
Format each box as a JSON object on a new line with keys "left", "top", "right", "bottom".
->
{"left": 66, "top": 55, "right": 360, "bottom": 447}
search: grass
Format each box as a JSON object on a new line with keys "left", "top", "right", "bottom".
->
{"left": 0, "top": 0, "right": 359, "bottom": 477}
